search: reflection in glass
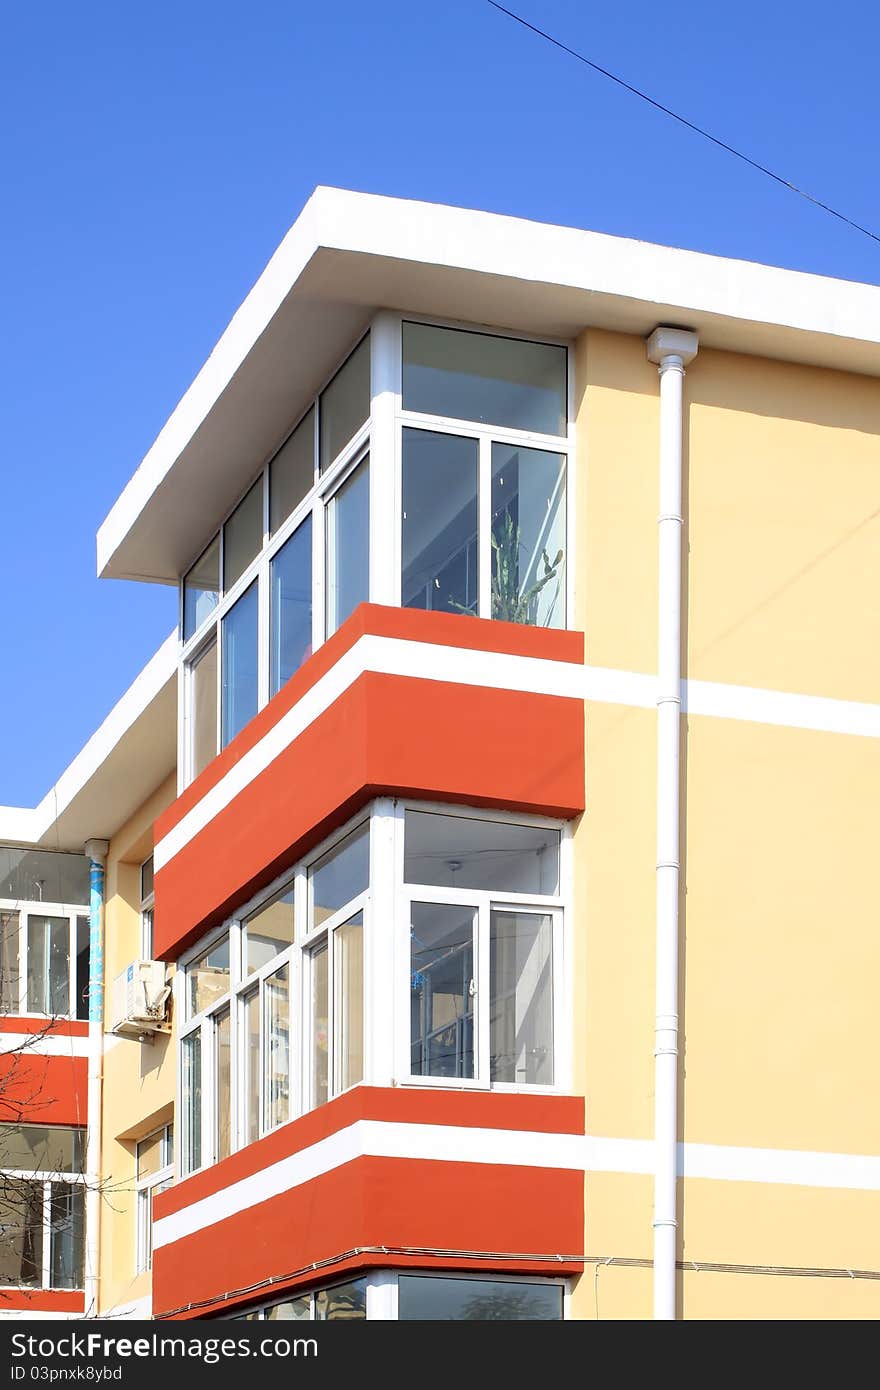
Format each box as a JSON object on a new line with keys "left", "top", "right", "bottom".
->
{"left": 270, "top": 406, "right": 315, "bottom": 534}
{"left": 334, "top": 912, "right": 363, "bottom": 1093}
{"left": 401, "top": 429, "right": 478, "bottom": 615}
{"left": 188, "top": 936, "right": 230, "bottom": 1016}
{"left": 50, "top": 1184, "right": 84, "bottom": 1289}
{"left": 265, "top": 1296, "right": 311, "bottom": 1320}
{"left": 319, "top": 335, "right": 370, "bottom": 471}
{"left": 310, "top": 944, "right": 328, "bottom": 1108}
{"left": 270, "top": 516, "right": 312, "bottom": 696}
{"left": 491, "top": 443, "right": 565, "bottom": 627}
{"left": 190, "top": 638, "right": 218, "bottom": 780}
{"left": 244, "top": 988, "right": 260, "bottom": 1145}
{"left": 314, "top": 1279, "right": 367, "bottom": 1320}
{"left": 221, "top": 582, "right": 259, "bottom": 748}
{"left": 181, "top": 1032, "right": 202, "bottom": 1174}
{"left": 402, "top": 322, "right": 566, "bottom": 436}
{"left": 0, "top": 1180, "right": 43, "bottom": 1287}
{"left": 490, "top": 910, "right": 553, "bottom": 1085}
{"left": 325, "top": 458, "right": 369, "bottom": 636}
{"left": 263, "top": 964, "right": 290, "bottom": 1131}
{"left": 244, "top": 886, "right": 295, "bottom": 976}
{"left": 310, "top": 825, "right": 369, "bottom": 927}
{"left": 404, "top": 811, "right": 559, "bottom": 895}
{"left": 398, "top": 1274, "right": 563, "bottom": 1320}
{"left": 75, "top": 918, "right": 89, "bottom": 1021}
{"left": 183, "top": 535, "right": 220, "bottom": 639}
{"left": 27, "top": 917, "right": 69, "bottom": 1016}
{"left": 223, "top": 479, "right": 263, "bottom": 592}
{"left": 410, "top": 902, "right": 474, "bottom": 1079}
{"left": 0, "top": 911, "right": 20, "bottom": 1012}
{"left": 215, "top": 1009, "right": 231, "bottom": 1162}
{"left": 0, "top": 1125, "right": 84, "bottom": 1173}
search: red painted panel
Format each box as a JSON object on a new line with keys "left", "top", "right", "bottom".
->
{"left": 0, "top": 1018, "right": 88, "bottom": 1038}
{"left": 156, "top": 1087, "right": 584, "bottom": 1219}
{"left": 155, "top": 673, "right": 583, "bottom": 960}
{"left": 0, "top": 1289, "right": 85, "bottom": 1313}
{"left": 153, "top": 1156, "right": 583, "bottom": 1319}
{"left": 0, "top": 1053, "right": 87, "bottom": 1126}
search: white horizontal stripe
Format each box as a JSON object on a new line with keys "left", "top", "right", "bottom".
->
{"left": 0, "top": 1032, "right": 88, "bottom": 1058}
{"left": 0, "top": 1309, "right": 81, "bottom": 1321}
{"left": 153, "top": 1120, "right": 880, "bottom": 1252}
{"left": 155, "top": 633, "right": 880, "bottom": 871}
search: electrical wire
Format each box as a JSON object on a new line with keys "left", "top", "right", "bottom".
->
{"left": 486, "top": 1, "right": 880, "bottom": 248}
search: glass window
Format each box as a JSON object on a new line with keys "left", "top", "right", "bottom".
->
{"left": 0, "top": 1125, "right": 84, "bottom": 1174}
{"left": 270, "top": 407, "right": 315, "bottom": 534}
{"left": 263, "top": 964, "right": 289, "bottom": 1131}
{"left": 75, "top": 918, "right": 89, "bottom": 1021}
{"left": 224, "top": 479, "right": 263, "bottom": 592}
{"left": 181, "top": 1033, "right": 202, "bottom": 1174}
{"left": 402, "top": 323, "right": 567, "bottom": 437}
{"left": 264, "top": 1295, "right": 311, "bottom": 1320}
{"left": 490, "top": 910, "right": 553, "bottom": 1085}
{"left": 311, "top": 825, "right": 369, "bottom": 927}
{"left": 0, "top": 911, "right": 19, "bottom": 1012}
{"left": 334, "top": 912, "right": 363, "bottom": 1094}
{"left": 215, "top": 1009, "right": 231, "bottom": 1163}
{"left": 221, "top": 582, "right": 259, "bottom": 748}
{"left": 136, "top": 1125, "right": 173, "bottom": 1273}
{"left": 398, "top": 1274, "right": 563, "bottom": 1320}
{"left": 309, "top": 943, "right": 329, "bottom": 1109}
{"left": 183, "top": 535, "right": 220, "bottom": 640}
{"left": 243, "top": 988, "right": 260, "bottom": 1145}
{"left": 244, "top": 886, "right": 295, "bottom": 977}
{"left": 404, "top": 812, "right": 560, "bottom": 895}
{"left": 188, "top": 937, "right": 230, "bottom": 1016}
{"left": 140, "top": 856, "right": 154, "bottom": 962}
{"left": 401, "top": 429, "right": 479, "bottom": 616}
{"left": 270, "top": 516, "right": 312, "bottom": 696}
{"left": 0, "top": 849, "right": 90, "bottom": 908}
{"left": 319, "top": 335, "right": 370, "bottom": 472}
{"left": 410, "top": 902, "right": 475, "bottom": 1080}
{"left": 26, "top": 916, "right": 69, "bottom": 1016}
{"left": 0, "top": 1180, "right": 43, "bottom": 1287}
{"left": 50, "top": 1183, "right": 84, "bottom": 1289}
{"left": 313, "top": 1279, "right": 367, "bottom": 1320}
{"left": 325, "top": 457, "right": 369, "bottom": 636}
{"left": 190, "top": 637, "right": 218, "bottom": 779}
{"left": 491, "top": 443, "right": 565, "bottom": 627}
{"left": 140, "top": 856, "right": 154, "bottom": 903}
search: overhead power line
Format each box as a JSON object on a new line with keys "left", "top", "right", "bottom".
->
{"left": 487, "top": 1, "right": 880, "bottom": 248}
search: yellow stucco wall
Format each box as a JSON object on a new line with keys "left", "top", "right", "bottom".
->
{"left": 97, "top": 773, "right": 176, "bottom": 1316}
{"left": 572, "top": 328, "right": 880, "bottom": 1318}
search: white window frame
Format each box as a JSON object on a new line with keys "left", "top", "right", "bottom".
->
{"left": 0, "top": 1127, "right": 87, "bottom": 1291}
{"left": 135, "top": 1124, "right": 173, "bottom": 1275}
{"left": 230, "top": 1269, "right": 568, "bottom": 1321}
{"left": 0, "top": 900, "right": 90, "bottom": 1021}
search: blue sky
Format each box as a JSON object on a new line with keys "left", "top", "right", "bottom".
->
{"left": 2, "top": 0, "right": 878, "bottom": 805}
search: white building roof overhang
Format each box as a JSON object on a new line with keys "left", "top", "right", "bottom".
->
{"left": 98, "top": 186, "right": 880, "bottom": 586}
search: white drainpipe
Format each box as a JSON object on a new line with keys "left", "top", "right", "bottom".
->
{"left": 84, "top": 837, "right": 109, "bottom": 1319}
{"left": 646, "top": 327, "right": 698, "bottom": 1320}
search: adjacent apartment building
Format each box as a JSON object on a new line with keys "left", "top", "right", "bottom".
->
{"left": 2, "top": 188, "right": 879, "bottom": 1321}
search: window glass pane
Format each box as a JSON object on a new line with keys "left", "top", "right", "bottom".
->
{"left": 0, "top": 911, "right": 20, "bottom": 1012}
{"left": 187, "top": 936, "right": 230, "bottom": 1017}
{"left": 264, "top": 1296, "right": 311, "bottom": 1320}
{"left": 0, "top": 849, "right": 90, "bottom": 905}
{"left": 270, "top": 407, "right": 315, "bottom": 534}
{"left": 491, "top": 443, "right": 565, "bottom": 627}
{"left": 27, "top": 917, "right": 69, "bottom": 1015}
{"left": 244, "top": 988, "right": 260, "bottom": 1145}
{"left": 311, "top": 825, "right": 369, "bottom": 928}
{"left": 141, "top": 907, "right": 154, "bottom": 962}
{"left": 190, "top": 638, "right": 218, "bottom": 780}
{"left": 314, "top": 1279, "right": 367, "bottom": 1320}
{"left": 402, "top": 429, "right": 478, "bottom": 616}
{"left": 402, "top": 323, "right": 567, "bottom": 437}
{"left": 334, "top": 912, "right": 363, "bottom": 1093}
{"left": 0, "top": 1180, "right": 43, "bottom": 1287}
{"left": 75, "top": 918, "right": 89, "bottom": 1021}
{"left": 310, "top": 944, "right": 328, "bottom": 1108}
{"left": 50, "top": 1184, "right": 84, "bottom": 1289}
{"left": 490, "top": 910, "right": 553, "bottom": 1085}
{"left": 245, "top": 886, "right": 295, "bottom": 977}
{"left": 136, "top": 1130, "right": 166, "bottom": 1181}
{"left": 398, "top": 1274, "right": 563, "bottom": 1320}
{"left": 0, "top": 1125, "right": 84, "bottom": 1173}
{"left": 181, "top": 1032, "right": 202, "bottom": 1174}
{"left": 404, "top": 811, "right": 560, "bottom": 894}
{"left": 263, "top": 964, "right": 290, "bottom": 1131}
{"left": 140, "top": 856, "right": 154, "bottom": 903}
{"left": 270, "top": 515, "right": 312, "bottom": 696}
{"left": 215, "top": 1008, "right": 231, "bottom": 1162}
{"left": 221, "top": 581, "right": 259, "bottom": 748}
{"left": 325, "top": 457, "right": 369, "bottom": 636}
{"left": 410, "top": 902, "right": 474, "bottom": 1079}
{"left": 183, "top": 535, "right": 220, "bottom": 639}
{"left": 223, "top": 479, "right": 263, "bottom": 592}
{"left": 319, "top": 335, "right": 370, "bottom": 471}
{"left": 141, "top": 1177, "right": 171, "bottom": 1272}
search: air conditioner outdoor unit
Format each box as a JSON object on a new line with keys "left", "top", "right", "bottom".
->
{"left": 111, "top": 960, "right": 170, "bottom": 1036}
